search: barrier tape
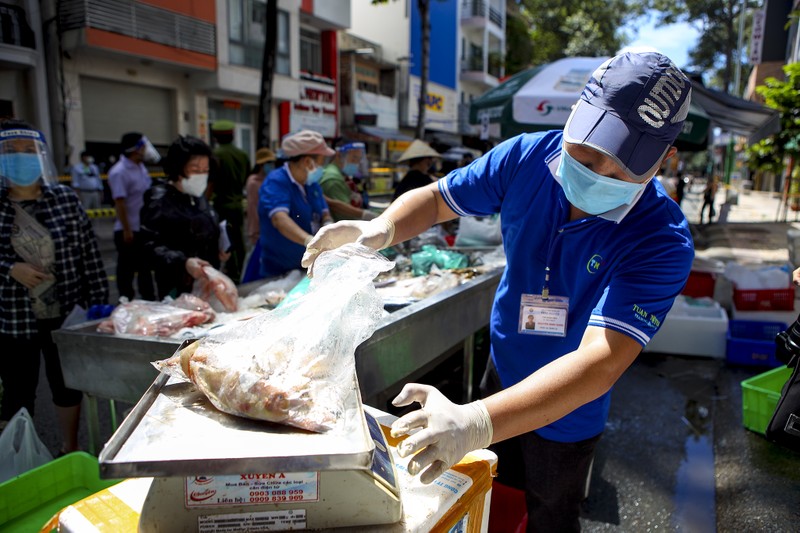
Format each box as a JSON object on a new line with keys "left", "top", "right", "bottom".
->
{"left": 58, "top": 171, "right": 166, "bottom": 183}
{"left": 86, "top": 208, "right": 117, "bottom": 219}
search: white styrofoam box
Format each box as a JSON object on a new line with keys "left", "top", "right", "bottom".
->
{"left": 644, "top": 299, "right": 729, "bottom": 358}
{"left": 731, "top": 299, "right": 800, "bottom": 326}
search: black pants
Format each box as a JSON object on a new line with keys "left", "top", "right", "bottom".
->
{"left": 0, "top": 317, "right": 82, "bottom": 420}
{"left": 700, "top": 193, "right": 716, "bottom": 224}
{"left": 114, "top": 230, "right": 156, "bottom": 301}
{"left": 480, "top": 360, "right": 601, "bottom": 533}
{"left": 217, "top": 206, "right": 245, "bottom": 283}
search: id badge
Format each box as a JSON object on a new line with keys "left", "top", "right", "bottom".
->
{"left": 519, "top": 294, "right": 569, "bottom": 337}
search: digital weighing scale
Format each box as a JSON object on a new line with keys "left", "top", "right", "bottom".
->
{"left": 99, "top": 341, "right": 402, "bottom": 532}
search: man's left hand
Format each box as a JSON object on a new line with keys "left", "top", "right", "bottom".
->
{"left": 390, "top": 384, "right": 493, "bottom": 484}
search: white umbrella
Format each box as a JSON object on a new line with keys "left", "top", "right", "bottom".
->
{"left": 511, "top": 56, "right": 610, "bottom": 127}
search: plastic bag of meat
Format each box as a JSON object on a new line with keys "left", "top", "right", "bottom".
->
{"left": 193, "top": 265, "right": 239, "bottom": 312}
{"left": 153, "top": 244, "right": 394, "bottom": 433}
{"left": 97, "top": 297, "right": 215, "bottom": 337}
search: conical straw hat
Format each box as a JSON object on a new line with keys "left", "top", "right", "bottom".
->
{"left": 398, "top": 139, "right": 441, "bottom": 162}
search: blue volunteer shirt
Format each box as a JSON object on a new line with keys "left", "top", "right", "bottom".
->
{"left": 440, "top": 131, "right": 694, "bottom": 442}
{"left": 258, "top": 165, "right": 329, "bottom": 278}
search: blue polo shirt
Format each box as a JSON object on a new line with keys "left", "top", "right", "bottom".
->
{"left": 258, "top": 165, "right": 329, "bottom": 277}
{"left": 440, "top": 131, "right": 694, "bottom": 442}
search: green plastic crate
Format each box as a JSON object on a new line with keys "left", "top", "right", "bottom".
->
{"left": 0, "top": 451, "right": 120, "bottom": 532}
{"left": 741, "top": 366, "right": 792, "bottom": 435}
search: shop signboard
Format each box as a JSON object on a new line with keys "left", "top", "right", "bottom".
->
{"left": 291, "top": 77, "right": 337, "bottom": 137}
{"left": 407, "top": 77, "right": 458, "bottom": 133}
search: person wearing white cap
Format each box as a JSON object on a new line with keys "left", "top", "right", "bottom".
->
{"left": 257, "top": 130, "right": 335, "bottom": 278}
{"left": 392, "top": 139, "right": 441, "bottom": 201}
{"left": 303, "top": 52, "right": 695, "bottom": 530}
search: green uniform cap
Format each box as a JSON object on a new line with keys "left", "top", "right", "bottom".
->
{"left": 211, "top": 119, "right": 236, "bottom": 133}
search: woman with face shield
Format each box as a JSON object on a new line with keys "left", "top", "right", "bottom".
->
{"left": 139, "top": 135, "right": 230, "bottom": 299}
{"left": 257, "top": 130, "right": 334, "bottom": 278}
{"left": 0, "top": 119, "right": 109, "bottom": 455}
{"left": 320, "top": 141, "right": 377, "bottom": 222}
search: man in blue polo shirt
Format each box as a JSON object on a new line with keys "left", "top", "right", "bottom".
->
{"left": 303, "top": 52, "right": 694, "bottom": 530}
{"left": 258, "top": 130, "right": 334, "bottom": 278}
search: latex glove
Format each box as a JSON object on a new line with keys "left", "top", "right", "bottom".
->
{"left": 390, "top": 384, "right": 493, "bottom": 485}
{"left": 186, "top": 257, "right": 212, "bottom": 280}
{"left": 301, "top": 218, "right": 395, "bottom": 273}
{"left": 361, "top": 209, "right": 378, "bottom": 221}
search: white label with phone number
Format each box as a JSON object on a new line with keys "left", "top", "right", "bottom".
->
{"left": 185, "top": 472, "right": 319, "bottom": 508}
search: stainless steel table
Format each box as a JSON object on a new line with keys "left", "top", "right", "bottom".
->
{"left": 53, "top": 269, "right": 501, "bottom": 453}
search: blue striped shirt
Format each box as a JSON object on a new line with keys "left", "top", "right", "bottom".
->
{"left": 439, "top": 131, "right": 694, "bottom": 442}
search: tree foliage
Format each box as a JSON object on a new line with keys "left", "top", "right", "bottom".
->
{"left": 645, "top": 0, "right": 759, "bottom": 93}
{"left": 504, "top": 0, "right": 641, "bottom": 75}
{"left": 746, "top": 63, "right": 800, "bottom": 174}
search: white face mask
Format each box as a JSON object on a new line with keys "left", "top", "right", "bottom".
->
{"left": 182, "top": 173, "right": 208, "bottom": 197}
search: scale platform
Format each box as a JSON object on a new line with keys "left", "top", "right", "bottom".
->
{"left": 99, "top": 341, "right": 401, "bottom": 532}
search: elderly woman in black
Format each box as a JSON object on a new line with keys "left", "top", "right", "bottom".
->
{"left": 0, "top": 119, "right": 108, "bottom": 454}
{"left": 140, "top": 135, "right": 228, "bottom": 299}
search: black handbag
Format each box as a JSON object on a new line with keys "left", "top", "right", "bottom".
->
{"left": 767, "top": 328, "right": 800, "bottom": 451}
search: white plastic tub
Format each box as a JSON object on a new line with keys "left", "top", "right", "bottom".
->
{"left": 644, "top": 297, "right": 729, "bottom": 358}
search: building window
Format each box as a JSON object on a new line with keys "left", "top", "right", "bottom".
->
{"left": 300, "top": 28, "right": 321, "bottom": 75}
{"left": 276, "top": 11, "right": 290, "bottom": 75}
{"left": 229, "top": 0, "right": 290, "bottom": 75}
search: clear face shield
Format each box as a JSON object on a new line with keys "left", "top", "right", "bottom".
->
{"left": 127, "top": 135, "right": 161, "bottom": 164}
{"left": 0, "top": 128, "right": 58, "bottom": 189}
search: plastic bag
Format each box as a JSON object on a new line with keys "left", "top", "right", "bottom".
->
{"left": 0, "top": 408, "right": 54, "bottom": 483}
{"left": 238, "top": 270, "right": 304, "bottom": 310}
{"left": 411, "top": 245, "right": 469, "bottom": 276}
{"left": 97, "top": 295, "right": 215, "bottom": 337}
{"left": 410, "top": 267, "right": 461, "bottom": 299}
{"left": 193, "top": 265, "right": 239, "bottom": 312}
{"left": 153, "top": 244, "right": 394, "bottom": 433}
{"left": 724, "top": 262, "right": 791, "bottom": 289}
{"left": 455, "top": 215, "right": 503, "bottom": 247}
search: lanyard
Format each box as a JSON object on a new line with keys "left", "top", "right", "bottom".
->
{"left": 542, "top": 227, "right": 564, "bottom": 300}
{"left": 541, "top": 197, "right": 598, "bottom": 300}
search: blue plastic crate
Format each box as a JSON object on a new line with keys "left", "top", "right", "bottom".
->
{"left": 726, "top": 320, "right": 786, "bottom": 367}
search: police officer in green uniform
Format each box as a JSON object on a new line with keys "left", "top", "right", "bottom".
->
{"left": 209, "top": 120, "right": 250, "bottom": 282}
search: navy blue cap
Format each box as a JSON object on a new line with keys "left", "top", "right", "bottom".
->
{"left": 564, "top": 52, "right": 692, "bottom": 182}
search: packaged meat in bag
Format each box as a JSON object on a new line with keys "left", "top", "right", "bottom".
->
{"left": 193, "top": 265, "right": 239, "bottom": 312}
{"left": 98, "top": 297, "right": 215, "bottom": 337}
{"left": 153, "top": 244, "right": 394, "bottom": 432}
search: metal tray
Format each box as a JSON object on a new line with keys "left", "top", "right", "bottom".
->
{"left": 99, "top": 340, "right": 375, "bottom": 479}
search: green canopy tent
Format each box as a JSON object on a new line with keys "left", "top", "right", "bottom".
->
{"left": 470, "top": 57, "right": 710, "bottom": 150}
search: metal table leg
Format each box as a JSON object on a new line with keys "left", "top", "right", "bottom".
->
{"left": 85, "top": 394, "right": 101, "bottom": 456}
{"left": 462, "top": 333, "right": 475, "bottom": 403}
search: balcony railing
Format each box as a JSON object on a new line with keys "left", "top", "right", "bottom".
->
{"left": 487, "top": 51, "right": 503, "bottom": 78}
{"left": 462, "top": 1, "right": 504, "bottom": 29}
{"left": 488, "top": 6, "right": 503, "bottom": 28}
{"left": 59, "top": 0, "right": 216, "bottom": 57}
{"left": 461, "top": 55, "right": 484, "bottom": 72}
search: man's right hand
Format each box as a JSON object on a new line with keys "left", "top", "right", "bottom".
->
{"left": 10, "top": 263, "right": 54, "bottom": 290}
{"left": 123, "top": 229, "right": 134, "bottom": 244}
{"left": 301, "top": 218, "right": 395, "bottom": 273}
